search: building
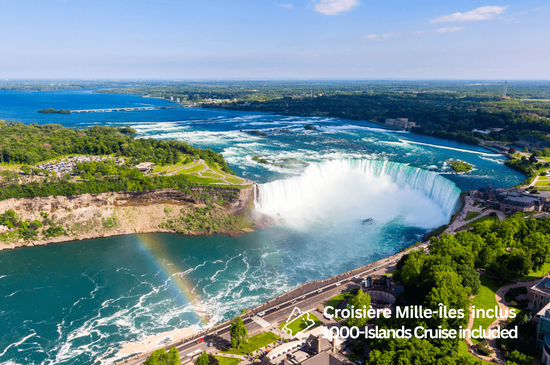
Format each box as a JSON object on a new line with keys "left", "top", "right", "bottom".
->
{"left": 135, "top": 162, "right": 155, "bottom": 173}
{"left": 384, "top": 118, "right": 416, "bottom": 130}
{"left": 535, "top": 306, "right": 550, "bottom": 362}
{"left": 529, "top": 277, "right": 550, "bottom": 311}
{"left": 470, "top": 186, "right": 546, "bottom": 213}
{"left": 177, "top": 98, "right": 181, "bottom": 103}
{"left": 514, "top": 137, "right": 550, "bottom": 151}
{"left": 263, "top": 326, "right": 350, "bottom": 365}
{"left": 500, "top": 191, "right": 544, "bottom": 212}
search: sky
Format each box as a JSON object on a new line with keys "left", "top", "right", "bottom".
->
{"left": 1, "top": 0, "right": 549, "bottom": 80}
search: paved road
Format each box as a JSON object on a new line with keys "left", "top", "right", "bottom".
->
{"left": 120, "top": 259, "right": 402, "bottom": 365}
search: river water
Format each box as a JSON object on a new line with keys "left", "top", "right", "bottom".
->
{"left": 0, "top": 89, "right": 523, "bottom": 365}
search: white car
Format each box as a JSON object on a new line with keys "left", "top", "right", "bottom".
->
{"left": 257, "top": 311, "right": 265, "bottom": 316}
{"left": 354, "top": 275, "right": 360, "bottom": 279}
{"left": 317, "top": 289, "right": 322, "bottom": 293}
{"left": 335, "top": 282, "right": 341, "bottom": 286}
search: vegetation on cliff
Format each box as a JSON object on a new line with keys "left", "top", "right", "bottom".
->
{"left": 0, "top": 164, "right": 241, "bottom": 201}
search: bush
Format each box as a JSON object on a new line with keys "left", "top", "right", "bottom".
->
{"left": 477, "top": 340, "right": 492, "bottom": 356}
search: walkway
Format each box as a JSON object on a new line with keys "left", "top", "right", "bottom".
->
{"left": 465, "top": 277, "right": 542, "bottom": 363}
{"left": 445, "top": 196, "right": 505, "bottom": 234}
{"left": 156, "top": 159, "right": 253, "bottom": 186}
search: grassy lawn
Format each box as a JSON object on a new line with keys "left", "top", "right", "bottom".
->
{"left": 186, "top": 175, "right": 226, "bottom": 184}
{"left": 325, "top": 289, "right": 355, "bottom": 319}
{"left": 458, "top": 341, "right": 492, "bottom": 363}
{"left": 465, "top": 211, "right": 481, "bottom": 221}
{"left": 221, "top": 332, "right": 279, "bottom": 355}
{"left": 471, "top": 275, "right": 505, "bottom": 343}
{"left": 463, "top": 215, "right": 499, "bottom": 228}
{"left": 215, "top": 356, "right": 242, "bottom": 365}
{"left": 517, "top": 262, "right": 550, "bottom": 280}
{"left": 201, "top": 171, "right": 223, "bottom": 178}
{"left": 279, "top": 312, "right": 322, "bottom": 336}
{"left": 226, "top": 177, "right": 246, "bottom": 184}
{"left": 0, "top": 162, "right": 22, "bottom": 169}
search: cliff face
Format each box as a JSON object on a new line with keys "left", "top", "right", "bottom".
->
{"left": 0, "top": 186, "right": 259, "bottom": 250}
{"left": 2, "top": 187, "right": 254, "bottom": 215}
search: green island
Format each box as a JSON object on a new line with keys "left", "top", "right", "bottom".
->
{"left": 449, "top": 161, "right": 473, "bottom": 173}
{"left": 0, "top": 121, "right": 258, "bottom": 249}
{"left": 38, "top": 108, "right": 71, "bottom": 114}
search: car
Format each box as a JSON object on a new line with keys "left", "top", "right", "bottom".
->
{"left": 275, "top": 305, "right": 280, "bottom": 309}
{"left": 258, "top": 311, "right": 265, "bottom": 316}
{"left": 301, "top": 295, "right": 305, "bottom": 299}
{"left": 196, "top": 337, "right": 204, "bottom": 344}
{"left": 354, "top": 275, "right": 359, "bottom": 279}
{"left": 335, "top": 282, "right": 341, "bottom": 286}
{"left": 374, "top": 266, "right": 379, "bottom": 271}
{"left": 317, "top": 289, "right": 322, "bottom": 293}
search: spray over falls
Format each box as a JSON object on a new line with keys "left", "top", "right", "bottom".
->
{"left": 254, "top": 159, "right": 461, "bottom": 229}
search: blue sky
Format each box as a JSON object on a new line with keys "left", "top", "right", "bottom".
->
{"left": 1, "top": 0, "right": 549, "bottom": 79}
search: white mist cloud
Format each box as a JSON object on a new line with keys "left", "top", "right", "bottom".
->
{"left": 431, "top": 5, "right": 507, "bottom": 23}
{"left": 313, "top": 0, "right": 359, "bottom": 16}
{"left": 436, "top": 26, "right": 465, "bottom": 33}
{"left": 364, "top": 34, "right": 379, "bottom": 40}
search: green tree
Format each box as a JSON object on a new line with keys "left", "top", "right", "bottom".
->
{"left": 196, "top": 351, "right": 209, "bottom": 365}
{"left": 21, "top": 165, "right": 31, "bottom": 174}
{"left": 144, "top": 347, "right": 181, "bottom": 365}
{"left": 230, "top": 316, "right": 248, "bottom": 349}
{"left": 506, "top": 350, "right": 534, "bottom": 365}
{"left": 529, "top": 153, "right": 538, "bottom": 164}
{"left": 456, "top": 264, "right": 481, "bottom": 296}
{"left": 346, "top": 289, "right": 371, "bottom": 327}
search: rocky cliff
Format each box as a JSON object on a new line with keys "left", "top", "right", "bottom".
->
{"left": 0, "top": 185, "right": 265, "bottom": 250}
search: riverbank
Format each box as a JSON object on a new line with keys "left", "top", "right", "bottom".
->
{"left": 0, "top": 186, "right": 272, "bottom": 251}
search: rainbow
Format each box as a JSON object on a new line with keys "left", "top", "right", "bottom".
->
{"left": 134, "top": 234, "right": 206, "bottom": 324}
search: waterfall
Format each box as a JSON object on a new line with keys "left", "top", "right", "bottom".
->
{"left": 254, "top": 159, "right": 461, "bottom": 225}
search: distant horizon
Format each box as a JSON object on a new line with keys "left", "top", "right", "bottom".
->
{"left": 2, "top": 78, "right": 550, "bottom": 82}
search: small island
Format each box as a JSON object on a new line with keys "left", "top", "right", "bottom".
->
{"left": 38, "top": 108, "right": 71, "bottom": 114}
{"left": 448, "top": 161, "right": 473, "bottom": 173}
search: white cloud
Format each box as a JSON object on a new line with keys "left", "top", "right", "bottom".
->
{"left": 431, "top": 6, "right": 507, "bottom": 23}
{"left": 533, "top": 7, "right": 549, "bottom": 11}
{"left": 313, "top": 0, "right": 359, "bottom": 16}
{"left": 382, "top": 32, "right": 401, "bottom": 39}
{"left": 364, "top": 32, "right": 401, "bottom": 41}
{"left": 275, "top": 2, "right": 293, "bottom": 9}
{"left": 413, "top": 30, "right": 427, "bottom": 37}
{"left": 436, "top": 26, "right": 465, "bottom": 33}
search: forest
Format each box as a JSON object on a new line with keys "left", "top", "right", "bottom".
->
{"left": 362, "top": 213, "right": 548, "bottom": 364}
{"left": 206, "top": 92, "right": 550, "bottom": 145}
{"left": 0, "top": 121, "right": 233, "bottom": 174}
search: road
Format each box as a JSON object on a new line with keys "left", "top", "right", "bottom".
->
{"left": 119, "top": 257, "right": 404, "bottom": 365}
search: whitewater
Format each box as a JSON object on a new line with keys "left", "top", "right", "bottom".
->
{"left": 0, "top": 89, "right": 525, "bottom": 365}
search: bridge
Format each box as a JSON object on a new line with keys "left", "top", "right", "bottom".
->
{"left": 72, "top": 106, "right": 185, "bottom": 113}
